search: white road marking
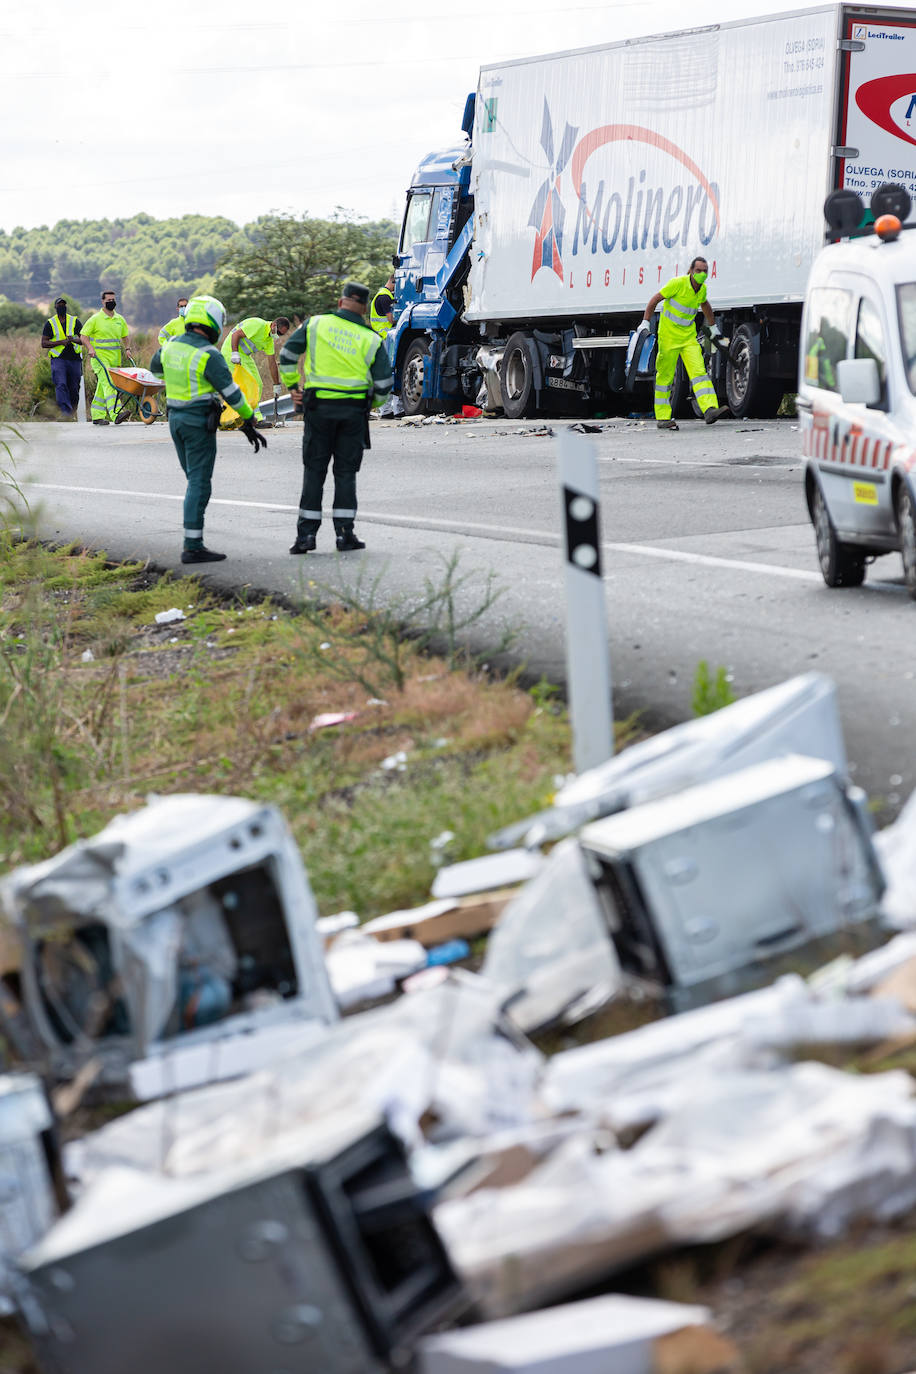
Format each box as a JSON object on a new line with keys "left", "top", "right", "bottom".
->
{"left": 27, "top": 479, "right": 889, "bottom": 589}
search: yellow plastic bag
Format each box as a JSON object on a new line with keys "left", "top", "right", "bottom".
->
{"left": 219, "top": 363, "right": 260, "bottom": 429}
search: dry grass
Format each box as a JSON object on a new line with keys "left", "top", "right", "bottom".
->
{"left": 0, "top": 541, "right": 569, "bottom": 915}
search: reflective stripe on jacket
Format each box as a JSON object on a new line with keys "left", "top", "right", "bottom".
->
{"left": 658, "top": 275, "right": 707, "bottom": 349}
{"left": 303, "top": 314, "right": 382, "bottom": 400}
{"left": 47, "top": 313, "right": 82, "bottom": 358}
{"left": 369, "top": 290, "right": 392, "bottom": 338}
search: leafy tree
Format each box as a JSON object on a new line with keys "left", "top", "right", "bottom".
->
{"left": 0, "top": 250, "right": 26, "bottom": 300}
{"left": 214, "top": 211, "right": 399, "bottom": 321}
{"left": 0, "top": 302, "right": 47, "bottom": 332}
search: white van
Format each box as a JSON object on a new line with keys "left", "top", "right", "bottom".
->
{"left": 799, "top": 185, "right": 916, "bottom": 595}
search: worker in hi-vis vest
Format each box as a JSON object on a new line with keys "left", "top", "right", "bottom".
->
{"left": 635, "top": 255, "right": 731, "bottom": 431}
{"left": 41, "top": 296, "right": 83, "bottom": 419}
{"left": 279, "top": 281, "right": 392, "bottom": 555}
{"left": 158, "top": 296, "right": 190, "bottom": 348}
{"left": 80, "top": 289, "right": 132, "bottom": 424}
{"left": 369, "top": 277, "right": 395, "bottom": 338}
{"left": 150, "top": 295, "right": 266, "bottom": 565}
{"left": 221, "top": 315, "right": 290, "bottom": 423}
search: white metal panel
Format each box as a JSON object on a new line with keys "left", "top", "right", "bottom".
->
{"left": 469, "top": 10, "right": 839, "bottom": 321}
{"left": 841, "top": 11, "right": 916, "bottom": 217}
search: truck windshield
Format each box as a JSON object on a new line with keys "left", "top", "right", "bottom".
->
{"left": 897, "top": 283, "right": 916, "bottom": 393}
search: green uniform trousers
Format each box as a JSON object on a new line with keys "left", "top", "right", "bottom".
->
{"left": 169, "top": 409, "right": 217, "bottom": 550}
{"left": 90, "top": 357, "right": 119, "bottom": 420}
{"left": 654, "top": 337, "right": 717, "bottom": 420}
{"left": 297, "top": 402, "right": 366, "bottom": 538}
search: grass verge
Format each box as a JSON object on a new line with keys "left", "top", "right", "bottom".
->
{"left": 0, "top": 538, "right": 584, "bottom": 913}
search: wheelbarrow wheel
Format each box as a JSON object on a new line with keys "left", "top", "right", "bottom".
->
{"left": 139, "top": 394, "right": 159, "bottom": 425}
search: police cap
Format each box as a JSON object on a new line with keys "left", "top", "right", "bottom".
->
{"left": 341, "top": 281, "right": 370, "bottom": 305}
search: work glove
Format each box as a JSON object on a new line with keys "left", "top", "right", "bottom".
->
{"left": 240, "top": 417, "right": 267, "bottom": 453}
{"left": 230, "top": 350, "right": 241, "bottom": 365}
{"left": 634, "top": 318, "right": 650, "bottom": 341}
{"left": 709, "top": 323, "right": 731, "bottom": 354}
{"left": 272, "top": 383, "right": 282, "bottom": 397}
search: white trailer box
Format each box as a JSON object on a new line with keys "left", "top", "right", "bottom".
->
{"left": 468, "top": 5, "right": 916, "bottom": 323}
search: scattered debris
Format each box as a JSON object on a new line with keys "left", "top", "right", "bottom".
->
{"left": 80, "top": 649, "right": 94, "bottom": 663}
{"left": 154, "top": 607, "right": 185, "bottom": 625}
{"left": 326, "top": 930, "right": 427, "bottom": 1009}
{"left": 22, "top": 1114, "right": 464, "bottom": 1374}
{"left": 417, "top": 1294, "right": 738, "bottom": 1374}
{"left": 0, "top": 794, "right": 338, "bottom": 1099}
{"left": 381, "top": 749, "right": 409, "bottom": 771}
{"left": 483, "top": 839, "right": 623, "bottom": 1032}
{"left": 569, "top": 422, "right": 605, "bottom": 434}
{"left": 489, "top": 672, "right": 847, "bottom": 850}
{"left": 309, "top": 710, "right": 359, "bottom": 731}
{"left": 361, "top": 890, "right": 516, "bottom": 947}
{"left": 7, "top": 670, "right": 916, "bottom": 1371}
{"left": 0, "top": 1073, "right": 57, "bottom": 1309}
{"left": 431, "top": 849, "right": 544, "bottom": 900}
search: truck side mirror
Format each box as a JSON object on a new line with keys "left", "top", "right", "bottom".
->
{"left": 837, "top": 357, "right": 881, "bottom": 406}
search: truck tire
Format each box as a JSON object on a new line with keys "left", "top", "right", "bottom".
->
{"left": 813, "top": 486, "right": 866, "bottom": 588}
{"left": 401, "top": 337, "right": 431, "bottom": 416}
{"left": 897, "top": 484, "right": 916, "bottom": 600}
{"left": 726, "top": 323, "right": 783, "bottom": 419}
{"left": 669, "top": 358, "right": 692, "bottom": 418}
{"left": 501, "top": 332, "right": 538, "bottom": 419}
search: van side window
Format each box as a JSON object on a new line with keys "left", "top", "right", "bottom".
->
{"left": 400, "top": 191, "right": 433, "bottom": 252}
{"left": 804, "top": 287, "right": 852, "bottom": 392}
{"left": 897, "top": 283, "right": 916, "bottom": 394}
{"left": 854, "top": 298, "right": 888, "bottom": 409}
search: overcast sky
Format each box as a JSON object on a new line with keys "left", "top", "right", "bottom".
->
{"left": 3, "top": 0, "right": 915, "bottom": 233}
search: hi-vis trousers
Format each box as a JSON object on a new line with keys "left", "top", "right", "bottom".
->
{"left": 654, "top": 338, "right": 717, "bottom": 420}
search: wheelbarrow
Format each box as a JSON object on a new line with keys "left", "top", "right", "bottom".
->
{"left": 98, "top": 363, "right": 166, "bottom": 425}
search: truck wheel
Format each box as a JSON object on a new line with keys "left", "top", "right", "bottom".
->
{"left": 726, "top": 324, "right": 782, "bottom": 419}
{"left": 897, "top": 484, "right": 916, "bottom": 600}
{"left": 401, "top": 338, "right": 430, "bottom": 416}
{"left": 501, "top": 332, "right": 538, "bottom": 419}
{"left": 813, "top": 486, "right": 866, "bottom": 588}
{"left": 669, "top": 358, "right": 692, "bottom": 418}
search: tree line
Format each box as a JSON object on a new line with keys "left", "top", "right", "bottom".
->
{"left": 0, "top": 210, "right": 400, "bottom": 331}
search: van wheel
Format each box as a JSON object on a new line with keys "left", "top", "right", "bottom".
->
{"left": 813, "top": 486, "right": 866, "bottom": 587}
{"left": 897, "top": 484, "right": 916, "bottom": 600}
{"left": 501, "top": 332, "right": 538, "bottom": 419}
{"left": 726, "top": 323, "right": 783, "bottom": 418}
{"left": 401, "top": 338, "right": 431, "bottom": 416}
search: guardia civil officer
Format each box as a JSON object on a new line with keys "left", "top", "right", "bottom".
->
{"left": 279, "top": 282, "right": 392, "bottom": 553}
{"left": 635, "top": 256, "right": 731, "bottom": 430}
{"left": 150, "top": 295, "right": 266, "bottom": 564}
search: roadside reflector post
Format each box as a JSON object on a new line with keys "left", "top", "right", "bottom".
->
{"left": 557, "top": 427, "right": 614, "bottom": 773}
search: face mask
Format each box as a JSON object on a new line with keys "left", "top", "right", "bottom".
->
{"left": 178, "top": 305, "right": 186, "bottom": 317}
{"left": 103, "top": 299, "right": 116, "bottom": 310}
{"left": 693, "top": 270, "right": 707, "bottom": 284}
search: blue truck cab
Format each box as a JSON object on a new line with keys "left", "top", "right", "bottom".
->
{"left": 389, "top": 95, "right": 478, "bottom": 414}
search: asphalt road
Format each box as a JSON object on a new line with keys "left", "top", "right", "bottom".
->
{"left": 7, "top": 414, "right": 916, "bottom": 815}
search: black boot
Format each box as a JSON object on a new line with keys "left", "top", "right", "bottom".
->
{"left": 336, "top": 529, "right": 365, "bottom": 552}
{"left": 181, "top": 546, "right": 227, "bottom": 564}
{"left": 289, "top": 533, "right": 317, "bottom": 554}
